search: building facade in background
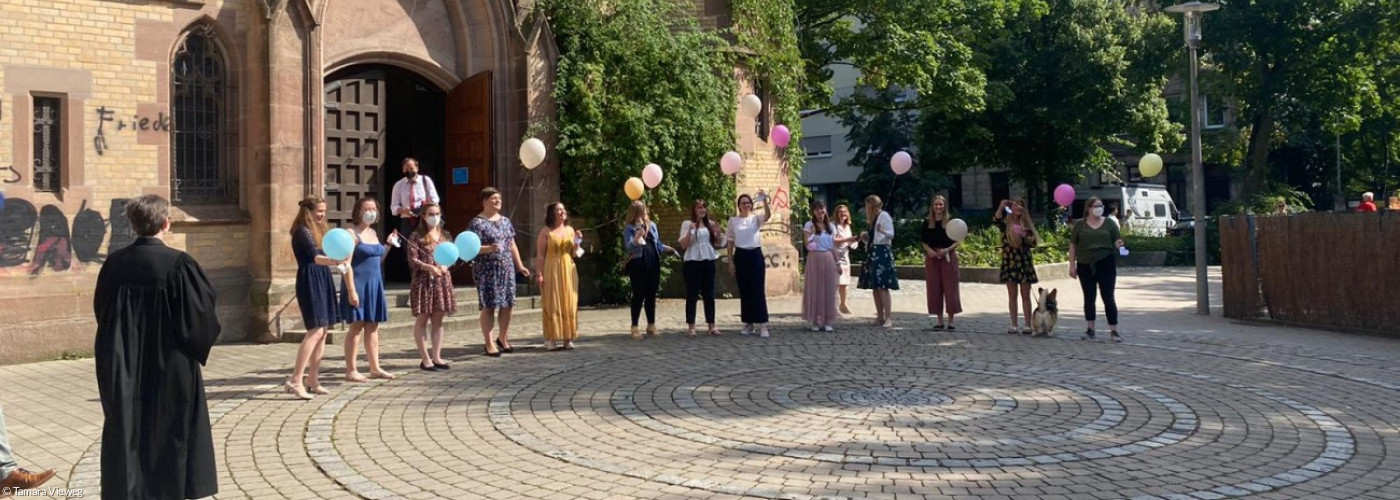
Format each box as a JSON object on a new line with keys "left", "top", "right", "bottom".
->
{"left": 0, "top": 0, "right": 790, "bottom": 364}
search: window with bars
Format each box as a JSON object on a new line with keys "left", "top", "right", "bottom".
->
{"left": 172, "top": 24, "right": 236, "bottom": 204}
{"left": 32, "top": 96, "right": 62, "bottom": 193}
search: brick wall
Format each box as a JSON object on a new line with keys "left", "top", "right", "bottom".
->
{"left": 0, "top": 0, "right": 257, "bottom": 364}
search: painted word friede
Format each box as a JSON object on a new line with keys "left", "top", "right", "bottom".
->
{"left": 93, "top": 106, "right": 173, "bottom": 155}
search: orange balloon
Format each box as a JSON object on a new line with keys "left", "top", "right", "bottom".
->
{"left": 624, "top": 177, "right": 645, "bottom": 201}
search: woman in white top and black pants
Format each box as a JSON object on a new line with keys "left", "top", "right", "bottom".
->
{"left": 858, "top": 195, "right": 899, "bottom": 327}
{"left": 727, "top": 191, "right": 771, "bottom": 337}
{"left": 680, "top": 199, "right": 725, "bottom": 337}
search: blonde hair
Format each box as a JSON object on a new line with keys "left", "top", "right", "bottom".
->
{"left": 864, "top": 195, "right": 883, "bottom": 223}
{"left": 926, "top": 195, "right": 949, "bottom": 227}
{"left": 291, "top": 196, "right": 329, "bottom": 247}
{"left": 626, "top": 200, "right": 649, "bottom": 227}
{"left": 833, "top": 204, "right": 852, "bottom": 226}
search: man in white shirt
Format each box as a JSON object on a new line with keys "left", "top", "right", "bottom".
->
{"left": 389, "top": 158, "right": 440, "bottom": 235}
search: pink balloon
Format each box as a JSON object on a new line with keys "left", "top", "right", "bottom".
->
{"left": 642, "top": 163, "right": 664, "bottom": 188}
{"left": 772, "top": 125, "right": 791, "bottom": 148}
{"left": 720, "top": 151, "right": 743, "bottom": 175}
{"left": 1054, "top": 184, "right": 1075, "bottom": 207}
{"left": 890, "top": 151, "right": 912, "bottom": 175}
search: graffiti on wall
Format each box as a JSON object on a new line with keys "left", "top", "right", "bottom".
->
{"left": 93, "top": 106, "right": 173, "bottom": 155}
{"left": 2, "top": 165, "right": 19, "bottom": 184}
{"left": 0, "top": 197, "right": 132, "bottom": 275}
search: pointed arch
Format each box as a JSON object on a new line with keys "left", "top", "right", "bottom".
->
{"left": 170, "top": 19, "right": 239, "bottom": 204}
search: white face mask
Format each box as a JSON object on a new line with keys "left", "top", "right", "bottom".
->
{"left": 362, "top": 211, "right": 378, "bottom": 224}
{"left": 425, "top": 215, "right": 441, "bottom": 227}
{"left": 1091, "top": 206, "right": 1104, "bottom": 217}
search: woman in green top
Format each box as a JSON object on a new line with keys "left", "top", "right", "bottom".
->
{"left": 1069, "top": 196, "right": 1125, "bottom": 342}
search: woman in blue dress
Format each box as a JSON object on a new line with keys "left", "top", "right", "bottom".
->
{"left": 468, "top": 187, "right": 531, "bottom": 357}
{"left": 340, "top": 197, "right": 401, "bottom": 381}
{"left": 284, "top": 197, "right": 346, "bottom": 400}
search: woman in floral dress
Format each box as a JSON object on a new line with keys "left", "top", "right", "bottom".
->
{"left": 994, "top": 198, "right": 1039, "bottom": 334}
{"left": 468, "top": 187, "right": 531, "bottom": 357}
{"left": 857, "top": 195, "right": 898, "bottom": 327}
{"left": 407, "top": 203, "right": 455, "bottom": 371}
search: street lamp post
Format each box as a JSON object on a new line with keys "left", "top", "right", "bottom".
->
{"left": 1165, "top": 1, "right": 1218, "bottom": 316}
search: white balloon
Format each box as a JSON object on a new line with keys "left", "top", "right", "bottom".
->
{"left": 739, "top": 94, "right": 763, "bottom": 119}
{"left": 890, "top": 151, "right": 913, "bottom": 175}
{"left": 519, "top": 138, "right": 547, "bottom": 170}
{"left": 946, "top": 218, "right": 969, "bottom": 242}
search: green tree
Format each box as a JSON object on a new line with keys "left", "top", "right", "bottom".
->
{"left": 913, "top": 0, "right": 1182, "bottom": 205}
{"left": 546, "top": 0, "right": 737, "bottom": 301}
{"left": 840, "top": 90, "right": 951, "bottom": 217}
{"left": 1204, "top": 0, "right": 1395, "bottom": 201}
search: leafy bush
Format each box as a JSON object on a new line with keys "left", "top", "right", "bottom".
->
{"left": 1122, "top": 235, "right": 1191, "bottom": 252}
{"left": 884, "top": 222, "right": 1069, "bottom": 267}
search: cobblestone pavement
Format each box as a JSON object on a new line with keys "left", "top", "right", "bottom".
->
{"left": 4, "top": 268, "right": 1400, "bottom": 499}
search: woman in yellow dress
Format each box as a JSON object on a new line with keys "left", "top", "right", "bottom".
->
{"left": 533, "top": 202, "right": 583, "bottom": 350}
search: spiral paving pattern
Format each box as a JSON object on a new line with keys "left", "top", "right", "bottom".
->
{"left": 267, "top": 328, "right": 1400, "bottom": 500}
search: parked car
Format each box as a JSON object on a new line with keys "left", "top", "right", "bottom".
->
{"left": 1072, "top": 183, "right": 1182, "bottom": 236}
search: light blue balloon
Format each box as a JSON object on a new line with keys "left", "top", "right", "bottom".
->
{"left": 455, "top": 231, "right": 482, "bottom": 262}
{"left": 322, "top": 228, "right": 355, "bottom": 261}
{"left": 433, "top": 242, "right": 460, "bottom": 267}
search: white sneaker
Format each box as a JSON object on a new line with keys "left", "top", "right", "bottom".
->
{"left": 760, "top": 327, "right": 770, "bottom": 338}
{"left": 824, "top": 325, "right": 834, "bottom": 332}
{"left": 810, "top": 326, "right": 820, "bottom": 332}
{"left": 741, "top": 324, "right": 754, "bottom": 335}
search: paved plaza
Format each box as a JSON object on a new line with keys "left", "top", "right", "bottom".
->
{"left": 3, "top": 268, "right": 1400, "bottom": 499}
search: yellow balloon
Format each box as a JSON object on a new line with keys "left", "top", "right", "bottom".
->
{"left": 624, "top": 177, "right": 645, "bottom": 201}
{"left": 1139, "top": 153, "right": 1164, "bottom": 178}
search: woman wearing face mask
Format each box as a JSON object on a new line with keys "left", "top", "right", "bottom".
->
{"left": 284, "top": 197, "right": 347, "bottom": 400}
{"left": 407, "top": 203, "right": 455, "bottom": 370}
{"left": 727, "top": 191, "right": 772, "bottom": 337}
{"left": 534, "top": 202, "right": 583, "bottom": 350}
{"left": 994, "top": 198, "right": 1039, "bottom": 335}
{"left": 679, "top": 199, "right": 724, "bottom": 337}
{"left": 1069, "top": 196, "right": 1125, "bottom": 342}
{"left": 340, "top": 197, "right": 401, "bottom": 381}
{"left": 468, "top": 187, "right": 530, "bottom": 357}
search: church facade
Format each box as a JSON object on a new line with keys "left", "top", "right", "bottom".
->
{"left": 0, "top": 0, "right": 795, "bottom": 364}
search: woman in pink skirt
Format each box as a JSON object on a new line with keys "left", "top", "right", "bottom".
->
{"left": 802, "top": 201, "right": 841, "bottom": 331}
{"left": 921, "top": 195, "right": 961, "bottom": 330}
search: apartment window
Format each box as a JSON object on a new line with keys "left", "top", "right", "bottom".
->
{"left": 1202, "top": 95, "right": 1227, "bottom": 129}
{"left": 801, "top": 135, "right": 833, "bottom": 158}
{"left": 172, "top": 23, "right": 237, "bottom": 203}
{"left": 32, "top": 96, "right": 63, "bottom": 193}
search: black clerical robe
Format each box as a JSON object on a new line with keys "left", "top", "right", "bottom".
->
{"left": 94, "top": 236, "right": 220, "bottom": 500}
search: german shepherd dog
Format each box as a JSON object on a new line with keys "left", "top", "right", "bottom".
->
{"left": 1032, "top": 287, "right": 1058, "bottom": 337}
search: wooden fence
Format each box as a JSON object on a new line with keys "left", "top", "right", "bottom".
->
{"left": 1220, "top": 213, "right": 1400, "bottom": 333}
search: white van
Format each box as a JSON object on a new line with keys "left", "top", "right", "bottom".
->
{"left": 1071, "top": 183, "right": 1181, "bottom": 236}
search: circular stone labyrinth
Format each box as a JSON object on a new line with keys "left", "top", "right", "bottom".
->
{"left": 310, "top": 332, "right": 1400, "bottom": 500}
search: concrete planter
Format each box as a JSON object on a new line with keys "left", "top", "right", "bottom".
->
{"left": 852, "top": 262, "right": 1071, "bottom": 284}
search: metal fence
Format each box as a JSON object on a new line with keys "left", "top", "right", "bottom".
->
{"left": 1220, "top": 213, "right": 1400, "bottom": 333}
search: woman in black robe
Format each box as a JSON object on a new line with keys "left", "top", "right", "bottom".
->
{"left": 93, "top": 194, "right": 221, "bottom": 500}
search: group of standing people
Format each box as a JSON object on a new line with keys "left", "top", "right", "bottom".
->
{"left": 793, "top": 194, "right": 1124, "bottom": 343}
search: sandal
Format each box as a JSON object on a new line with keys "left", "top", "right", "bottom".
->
{"left": 369, "top": 370, "right": 397, "bottom": 380}
{"left": 707, "top": 328, "right": 722, "bottom": 336}
{"left": 345, "top": 372, "right": 369, "bottom": 383}
{"left": 1021, "top": 327, "right": 1033, "bottom": 335}
{"left": 283, "top": 381, "right": 313, "bottom": 400}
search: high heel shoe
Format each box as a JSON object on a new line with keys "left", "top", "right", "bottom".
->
{"left": 646, "top": 325, "right": 659, "bottom": 338}
{"left": 484, "top": 348, "right": 502, "bottom": 357}
{"left": 283, "top": 381, "right": 314, "bottom": 400}
{"left": 303, "top": 378, "right": 330, "bottom": 395}
{"left": 631, "top": 326, "right": 642, "bottom": 341}
{"left": 496, "top": 338, "right": 515, "bottom": 353}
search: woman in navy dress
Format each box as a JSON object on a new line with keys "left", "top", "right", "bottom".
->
{"left": 340, "top": 197, "right": 401, "bottom": 381}
{"left": 285, "top": 197, "right": 346, "bottom": 400}
{"left": 468, "top": 187, "right": 530, "bottom": 357}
